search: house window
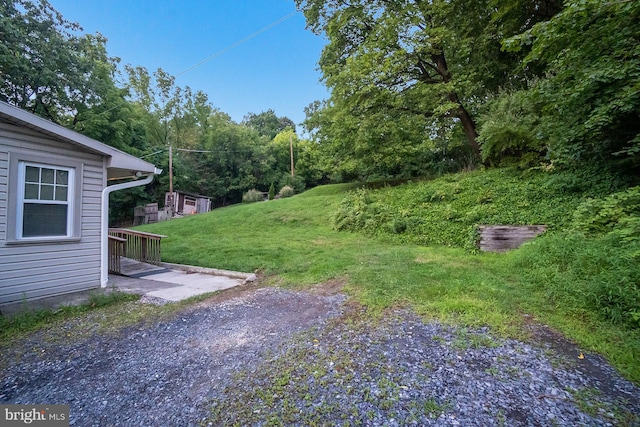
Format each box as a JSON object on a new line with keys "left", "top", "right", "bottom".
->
{"left": 16, "top": 162, "right": 75, "bottom": 239}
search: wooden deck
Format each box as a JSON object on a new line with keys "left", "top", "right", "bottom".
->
{"left": 108, "top": 229, "right": 167, "bottom": 275}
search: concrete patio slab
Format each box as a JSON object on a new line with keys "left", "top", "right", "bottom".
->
{"left": 114, "top": 258, "right": 253, "bottom": 302}
{"left": 140, "top": 272, "right": 242, "bottom": 301}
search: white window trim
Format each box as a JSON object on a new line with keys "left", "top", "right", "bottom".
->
{"left": 5, "top": 151, "right": 83, "bottom": 245}
{"left": 15, "top": 162, "right": 76, "bottom": 240}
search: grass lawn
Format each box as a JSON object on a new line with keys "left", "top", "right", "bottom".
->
{"left": 136, "top": 175, "right": 639, "bottom": 384}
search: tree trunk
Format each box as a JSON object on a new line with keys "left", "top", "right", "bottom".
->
{"left": 432, "top": 52, "right": 481, "bottom": 159}
{"left": 449, "top": 92, "right": 481, "bottom": 158}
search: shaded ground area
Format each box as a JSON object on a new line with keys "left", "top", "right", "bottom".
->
{"left": 1, "top": 285, "right": 638, "bottom": 426}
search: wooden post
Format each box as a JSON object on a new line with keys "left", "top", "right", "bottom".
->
{"left": 168, "top": 145, "right": 174, "bottom": 211}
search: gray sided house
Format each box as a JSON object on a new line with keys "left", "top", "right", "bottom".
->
{"left": 0, "top": 101, "right": 160, "bottom": 305}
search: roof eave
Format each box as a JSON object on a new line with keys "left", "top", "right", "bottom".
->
{"left": 0, "top": 101, "right": 160, "bottom": 175}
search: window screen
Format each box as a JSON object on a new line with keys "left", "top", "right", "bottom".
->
{"left": 19, "top": 163, "right": 74, "bottom": 238}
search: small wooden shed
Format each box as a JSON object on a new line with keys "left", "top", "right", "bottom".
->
{"left": 165, "top": 191, "right": 211, "bottom": 215}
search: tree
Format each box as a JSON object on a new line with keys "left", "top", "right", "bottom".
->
{"left": 242, "top": 109, "right": 296, "bottom": 140}
{"left": 125, "top": 66, "right": 189, "bottom": 148}
{"left": 268, "top": 182, "right": 275, "bottom": 200}
{"left": 297, "top": 0, "right": 483, "bottom": 156}
{"left": 0, "top": 0, "right": 122, "bottom": 124}
{"left": 296, "top": 0, "right": 562, "bottom": 177}
{"left": 269, "top": 129, "right": 298, "bottom": 177}
{"left": 303, "top": 98, "right": 454, "bottom": 181}
{"left": 504, "top": 0, "right": 640, "bottom": 174}
{"left": 190, "top": 111, "right": 273, "bottom": 205}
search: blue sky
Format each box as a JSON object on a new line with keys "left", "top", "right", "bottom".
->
{"left": 48, "top": 0, "right": 328, "bottom": 128}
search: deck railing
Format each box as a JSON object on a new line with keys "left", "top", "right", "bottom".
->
{"left": 108, "top": 235, "right": 127, "bottom": 274}
{"left": 108, "top": 228, "right": 167, "bottom": 268}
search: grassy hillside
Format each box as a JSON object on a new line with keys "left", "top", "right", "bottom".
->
{"left": 137, "top": 169, "right": 639, "bottom": 383}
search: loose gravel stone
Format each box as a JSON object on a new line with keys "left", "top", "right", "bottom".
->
{"left": 1, "top": 288, "right": 638, "bottom": 426}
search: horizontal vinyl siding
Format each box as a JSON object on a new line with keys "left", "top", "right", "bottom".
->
{"left": 84, "top": 168, "right": 103, "bottom": 179}
{"left": 1, "top": 245, "right": 98, "bottom": 262}
{"left": 1, "top": 274, "right": 101, "bottom": 305}
{"left": 0, "top": 123, "right": 105, "bottom": 304}
{"left": 0, "top": 150, "right": 7, "bottom": 242}
{"left": 0, "top": 124, "right": 104, "bottom": 161}
{"left": 2, "top": 261, "right": 100, "bottom": 286}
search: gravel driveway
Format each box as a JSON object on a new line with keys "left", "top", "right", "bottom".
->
{"left": 1, "top": 285, "right": 638, "bottom": 426}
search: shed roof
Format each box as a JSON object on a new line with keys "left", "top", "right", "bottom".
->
{"left": 0, "top": 101, "right": 161, "bottom": 179}
{"left": 169, "top": 190, "right": 211, "bottom": 200}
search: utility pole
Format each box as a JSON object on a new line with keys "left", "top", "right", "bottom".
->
{"left": 168, "top": 145, "right": 174, "bottom": 213}
{"left": 289, "top": 133, "right": 295, "bottom": 177}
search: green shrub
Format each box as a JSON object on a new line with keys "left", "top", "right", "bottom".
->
{"left": 278, "top": 173, "right": 306, "bottom": 193}
{"left": 572, "top": 186, "right": 640, "bottom": 234}
{"left": 332, "top": 188, "right": 371, "bottom": 231}
{"left": 242, "top": 189, "right": 264, "bottom": 203}
{"left": 477, "top": 90, "right": 545, "bottom": 168}
{"left": 278, "top": 185, "right": 295, "bottom": 198}
{"left": 268, "top": 183, "right": 275, "bottom": 201}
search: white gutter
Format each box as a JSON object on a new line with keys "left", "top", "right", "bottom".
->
{"left": 100, "top": 168, "right": 162, "bottom": 287}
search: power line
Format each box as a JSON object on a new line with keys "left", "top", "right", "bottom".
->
{"left": 140, "top": 147, "right": 260, "bottom": 157}
{"left": 98, "top": 9, "right": 300, "bottom": 117}
{"left": 175, "top": 10, "right": 299, "bottom": 78}
{"left": 175, "top": 148, "right": 217, "bottom": 153}
{"left": 140, "top": 149, "right": 167, "bottom": 159}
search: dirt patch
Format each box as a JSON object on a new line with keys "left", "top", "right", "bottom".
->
{"left": 299, "top": 278, "right": 349, "bottom": 296}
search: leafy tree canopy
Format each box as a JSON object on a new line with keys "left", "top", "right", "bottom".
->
{"left": 505, "top": 0, "right": 640, "bottom": 173}
{"left": 296, "top": 0, "right": 561, "bottom": 179}
{"left": 0, "top": 0, "right": 121, "bottom": 123}
{"left": 242, "top": 109, "right": 296, "bottom": 140}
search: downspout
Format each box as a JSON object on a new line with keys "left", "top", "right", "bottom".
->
{"left": 100, "top": 168, "right": 162, "bottom": 287}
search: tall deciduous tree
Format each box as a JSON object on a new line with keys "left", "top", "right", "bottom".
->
{"left": 296, "top": 0, "right": 561, "bottom": 177}
{"left": 242, "top": 109, "right": 296, "bottom": 140}
{"left": 192, "top": 111, "right": 272, "bottom": 205}
{"left": 297, "top": 0, "right": 484, "bottom": 156}
{"left": 0, "top": 0, "right": 122, "bottom": 123}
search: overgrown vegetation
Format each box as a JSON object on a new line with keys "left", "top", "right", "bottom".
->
{"left": 331, "top": 168, "right": 624, "bottom": 250}
{"left": 242, "top": 189, "right": 265, "bottom": 204}
{"left": 510, "top": 186, "right": 640, "bottom": 330}
{"left": 297, "top": 0, "right": 639, "bottom": 180}
{"left": 278, "top": 185, "right": 295, "bottom": 198}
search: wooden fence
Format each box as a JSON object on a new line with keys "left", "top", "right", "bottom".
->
{"left": 108, "top": 228, "right": 167, "bottom": 268}
{"left": 478, "top": 225, "right": 547, "bottom": 252}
